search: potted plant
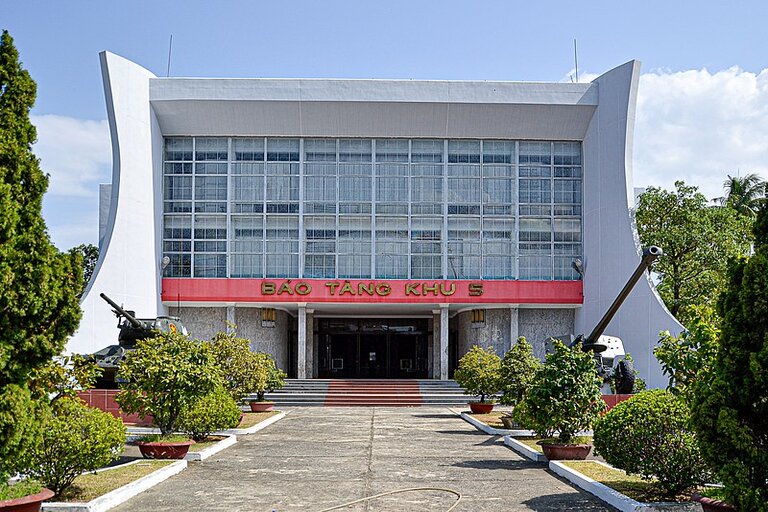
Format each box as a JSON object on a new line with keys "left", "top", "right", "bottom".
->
{"left": 248, "top": 352, "right": 287, "bottom": 412}
{"left": 514, "top": 339, "right": 606, "bottom": 460}
{"left": 454, "top": 345, "right": 501, "bottom": 414}
{"left": 116, "top": 332, "right": 221, "bottom": 459}
{"left": 498, "top": 337, "right": 540, "bottom": 428}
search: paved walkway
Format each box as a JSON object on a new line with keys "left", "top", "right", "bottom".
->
{"left": 114, "top": 407, "right": 615, "bottom": 511}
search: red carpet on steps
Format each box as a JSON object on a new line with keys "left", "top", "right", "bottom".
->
{"left": 323, "top": 379, "right": 423, "bottom": 406}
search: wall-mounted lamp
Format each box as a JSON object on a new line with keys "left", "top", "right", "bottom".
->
{"left": 572, "top": 258, "right": 584, "bottom": 279}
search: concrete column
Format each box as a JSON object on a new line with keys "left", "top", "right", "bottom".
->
{"left": 226, "top": 304, "right": 236, "bottom": 334}
{"left": 298, "top": 306, "right": 307, "bottom": 379}
{"left": 509, "top": 306, "right": 519, "bottom": 345}
{"left": 305, "top": 309, "right": 314, "bottom": 378}
{"left": 440, "top": 305, "right": 449, "bottom": 380}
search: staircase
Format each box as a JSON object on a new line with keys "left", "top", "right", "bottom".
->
{"left": 261, "top": 379, "right": 469, "bottom": 407}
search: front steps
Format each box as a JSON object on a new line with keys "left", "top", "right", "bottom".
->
{"left": 260, "top": 379, "right": 469, "bottom": 407}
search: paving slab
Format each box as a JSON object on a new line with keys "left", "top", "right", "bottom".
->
{"left": 111, "top": 406, "right": 615, "bottom": 511}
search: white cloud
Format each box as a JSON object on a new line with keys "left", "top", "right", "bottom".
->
{"left": 634, "top": 67, "right": 768, "bottom": 201}
{"left": 32, "top": 115, "right": 111, "bottom": 249}
{"left": 32, "top": 115, "right": 111, "bottom": 197}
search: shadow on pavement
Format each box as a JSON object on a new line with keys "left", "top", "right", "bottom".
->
{"left": 449, "top": 459, "right": 540, "bottom": 471}
{"left": 522, "top": 493, "right": 613, "bottom": 511}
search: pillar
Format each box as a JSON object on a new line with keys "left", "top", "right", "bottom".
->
{"left": 509, "top": 306, "right": 519, "bottom": 346}
{"left": 226, "top": 304, "right": 235, "bottom": 334}
{"left": 440, "top": 305, "right": 449, "bottom": 380}
{"left": 298, "top": 306, "right": 307, "bottom": 379}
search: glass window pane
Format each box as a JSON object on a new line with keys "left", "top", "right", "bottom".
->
{"left": 554, "top": 142, "right": 582, "bottom": 165}
{"left": 305, "top": 139, "right": 337, "bottom": 162}
{"left": 482, "top": 140, "right": 514, "bottom": 164}
{"left": 339, "top": 139, "right": 372, "bottom": 162}
{"left": 519, "top": 141, "right": 551, "bottom": 165}
{"left": 411, "top": 140, "right": 443, "bottom": 163}
{"left": 165, "top": 138, "right": 193, "bottom": 161}
{"left": 195, "top": 138, "right": 228, "bottom": 161}
{"left": 233, "top": 138, "right": 264, "bottom": 161}
{"left": 375, "top": 139, "right": 408, "bottom": 162}
{"left": 266, "top": 139, "right": 299, "bottom": 161}
{"left": 448, "top": 140, "right": 480, "bottom": 163}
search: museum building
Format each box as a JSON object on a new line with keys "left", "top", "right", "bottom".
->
{"left": 69, "top": 53, "right": 682, "bottom": 388}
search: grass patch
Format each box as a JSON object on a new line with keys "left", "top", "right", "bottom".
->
{"left": 468, "top": 411, "right": 510, "bottom": 429}
{"left": 238, "top": 411, "right": 279, "bottom": 429}
{"left": 56, "top": 461, "right": 172, "bottom": 502}
{"left": 562, "top": 461, "right": 694, "bottom": 503}
{"left": 188, "top": 435, "right": 228, "bottom": 452}
{"left": 513, "top": 436, "right": 545, "bottom": 453}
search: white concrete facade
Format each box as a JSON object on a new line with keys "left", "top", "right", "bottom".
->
{"left": 68, "top": 52, "right": 682, "bottom": 388}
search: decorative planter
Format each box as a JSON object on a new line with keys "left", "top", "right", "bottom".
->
{"left": 135, "top": 440, "right": 194, "bottom": 459}
{"left": 692, "top": 493, "right": 737, "bottom": 512}
{"left": 539, "top": 442, "right": 592, "bottom": 460}
{"left": 249, "top": 401, "right": 275, "bottom": 412}
{"left": 0, "top": 488, "right": 54, "bottom": 512}
{"left": 468, "top": 402, "right": 494, "bottom": 414}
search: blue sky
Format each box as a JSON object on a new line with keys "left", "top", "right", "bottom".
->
{"left": 4, "top": 1, "right": 768, "bottom": 249}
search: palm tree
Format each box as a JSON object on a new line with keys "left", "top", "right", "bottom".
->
{"left": 716, "top": 173, "right": 767, "bottom": 217}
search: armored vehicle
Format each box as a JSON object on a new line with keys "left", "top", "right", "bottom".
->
{"left": 89, "top": 293, "right": 188, "bottom": 388}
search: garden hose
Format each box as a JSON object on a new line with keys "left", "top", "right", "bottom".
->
{"left": 315, "top": 486, "right": 463, "bottom": 512}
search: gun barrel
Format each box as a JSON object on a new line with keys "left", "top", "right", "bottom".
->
{"left": 99, "top": 293, "right": 142, "bottom": 329}
{"left": 585, "top": 246, "right": 662, "bottom": 344}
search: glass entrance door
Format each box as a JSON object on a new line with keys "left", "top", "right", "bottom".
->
{"left": 318, "top": 319, "right": 429, "bottom": 378}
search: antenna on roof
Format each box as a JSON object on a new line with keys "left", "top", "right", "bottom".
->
{"left": 166, "top": 34, "right": 173, "bottom": 77}
{"left": 573, "top": 38, "right": 579, "bottom": 83}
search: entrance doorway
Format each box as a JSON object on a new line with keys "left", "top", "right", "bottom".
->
{"left": 318, "top": 319, "right": 429, "bottom": 379}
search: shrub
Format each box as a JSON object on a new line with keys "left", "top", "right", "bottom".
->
{"left": 654, "top": 305, "right": 719, "bottom": 403}
{"left": 28, "top": 397, "right": 126, "bottom": 496}
{"left": 514, "top": 340, "right": 605, "bottom": 443}
{"left": 207, "top": 331, "right": 261, "bottom": 402}
{"left": 691, "top": 204, "right": 768, "bottom": 511}
{"left": 454, "top": 345, "right": 501, "bottom": 404}
{"left": 179, "top": 387, "right": 242, "bottom": 441}
{"left": 252, "top": 352, "right": 287, "bottom": 401}
{"left": 0, "top": 384, "right": 41, "bottom": 482}
{"left": 498, "top": 337, "right": 540, "bottom": 408}
{"left": 594, "top": 390, "right": 707, "bottom": 497}
{"left": 116, "top": 332, "right": 221, "bottom": 435}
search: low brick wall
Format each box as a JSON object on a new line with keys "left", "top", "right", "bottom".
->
{"left": 78, "top": 389, "right": 153, "bottom": 426}
{"left": 602, "top": 394, "right": 633, "bottom": 411}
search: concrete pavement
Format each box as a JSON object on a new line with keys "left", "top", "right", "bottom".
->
{"left": 112, "top": 407, "right": 615, "bottom": 511}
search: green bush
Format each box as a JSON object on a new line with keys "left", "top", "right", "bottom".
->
{"left": 594, "top": 390, "right": 707, "bottom": 497}
{"left": 691, "top": 204, "right": 768, "bottom": 511}
{"left": 116, "top": 332, "right": 221, "bottom": 435}
{"left": 514, "top": 340, "right": 605, "bottom": 443}
{"left": 252, "top": 352, "right": 287, "bottom": 401}
{"left": 654, "top": 306, "right": 719, "bottom": 403}
{"left": 179, "top": 387, "right": 242, "bottom": 441}
{"left": 28, "top": 397, "right": 126, "bottom": 497}
{"left": 498, "top": 337, "right": 540, "bottom": 408}
{"left": 454, "top": 345, "right": 501, "bottom": 404}
{"left": 207, "top": 331, "right": 261, "bottom": 402}
{"left": 0, "top": 384, "right": 41, "bottom": 481}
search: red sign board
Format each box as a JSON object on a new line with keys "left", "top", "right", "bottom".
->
{"left": 162, "top": 278, "right": 583, "bottom": 305}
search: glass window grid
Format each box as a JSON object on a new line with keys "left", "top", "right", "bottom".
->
{"left": 162, "top": 138, "right": 582, "bottom": 280}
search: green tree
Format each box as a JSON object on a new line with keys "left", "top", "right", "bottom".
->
{"left": 498, "top": 337, "right": 540, "bottom": 408}
{"left": 68, "top": 243, "right": 98, "bottom": 295}
{"left": 717, "top": 173, "right": 766, "bottom": 218}
{"left": 206, "top": 330, "right": 261, "bottom": 402}
{"left": 514, "top": 341, "right": 606, "bottom": 443}
{"left": 0, "top": 30, "right": 82, "bottom": 486}
{"left": 454, "top": 345, "right": 502, "bottom": 404}
{"left": 116, "top": 332, "right": 221, "bottom": 436}
{"left": 691, "top": 204, "right": 768, "bottom": 511}
{"left": 635, "top": 181, "right": 751, "bottom": 323}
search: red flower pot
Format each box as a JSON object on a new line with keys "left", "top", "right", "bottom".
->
{"left": 0, "top": 488, "right": 54, "bottom": 512}
{"left": 540, "top": 442, "right": 592, "bottom": 460}
{"left": 249, "top": 401, "right": 275, "bottom": 412}
{"left": 692, "top": 493, "right": 737, "bottom": 512}
{"left": 469, "top": 402, "right": 495, "bottom": 414}
{"left": 135, "top": 440, "right": 194, "bottom": 459}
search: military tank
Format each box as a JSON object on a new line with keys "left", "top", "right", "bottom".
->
{"left": 89, "top": 293, "right": 188, "bottom": 388}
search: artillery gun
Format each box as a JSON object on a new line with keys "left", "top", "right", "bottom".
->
{"left": 549, "top": 246, "right": 663, "bottom": 394}
{"left": 88, "top": 293, "right": 187, "bottom": 388}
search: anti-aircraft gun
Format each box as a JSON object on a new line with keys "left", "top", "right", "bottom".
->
{"left": 88, "top": 293, "right": 187, "bottom": 388}
{"left": 550, "top": 246, "right": 663, "bottom": 394}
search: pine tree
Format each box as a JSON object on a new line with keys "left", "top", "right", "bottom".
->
{"left": 691, "top": 203, "right": 768, "bottom": 511}
{"left": 0, "top": 30, "right": 82, "bottom": 481}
